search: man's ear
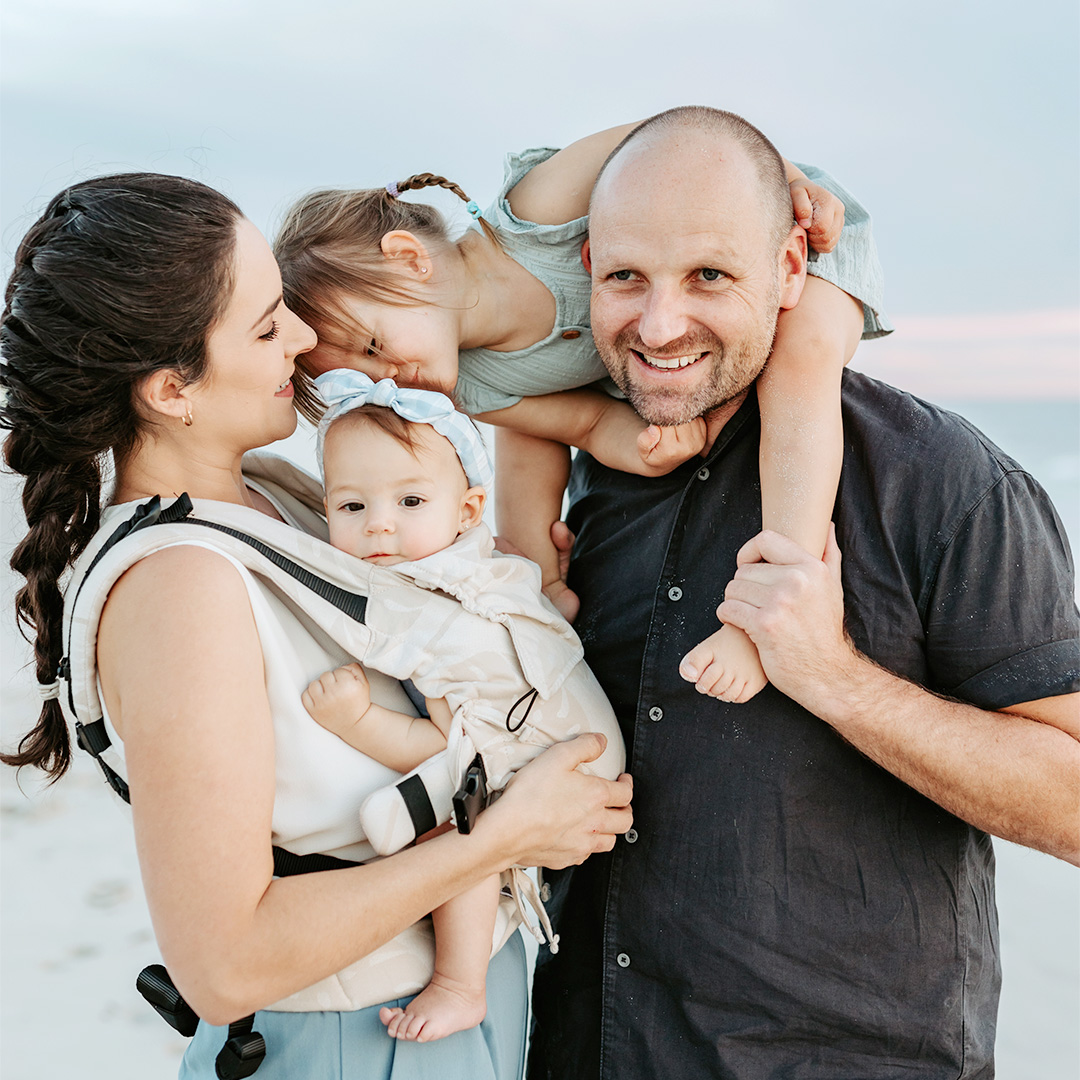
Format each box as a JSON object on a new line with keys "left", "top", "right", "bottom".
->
{"left": 778, "top": 225, "right": 808, "bottom": 311}
{"left": 460, "top": 486, "right": 487, "bottom": 532}
{"left": 580, "top": 239, "right": 592, "bottom": 275}
{"left": 136, "top": 368, "right": 191, "bottom": 422}
{"left": 380, "top": 230, "right": 435, "bottom": 280}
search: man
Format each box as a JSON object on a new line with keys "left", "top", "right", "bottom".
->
{"left": 528, "top": 107, "right": 1079, "bottom": 1079}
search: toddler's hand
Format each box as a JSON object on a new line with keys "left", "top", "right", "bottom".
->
{"left": 302, "top": 663, "right": 371, "bottom": 737}
{"left": 789, "top": 178, "right": 845, "bottom": 254}
{"left": 637, "top": 418, "right": 708, "bottom": 475}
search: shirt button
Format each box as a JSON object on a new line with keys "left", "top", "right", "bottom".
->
{"left": 648, "top": 706, "right": 663, "bottom": 722}
{"left": 561, "top": 329, "right": 581, "bottom": 339}
{"left": 668, "top": 586, "right": 683, "bottom": 601}
{"left": 697, "top": 466, "right": 710, "bottom": 481}
{"left": 616, "top": 952, "right": 631, "bottom": 968}
{"left": 625, "top": 828, "right": 639, "bottom": 843}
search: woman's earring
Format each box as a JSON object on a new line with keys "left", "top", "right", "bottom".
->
{"left": 181, "top": 404, "right": 193, "bottom": 427}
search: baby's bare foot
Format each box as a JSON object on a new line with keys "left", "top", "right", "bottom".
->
{"left": 378, "top": 972, "right": 487, "bottom": 1043}
{"left": 679, "top": 623, "right": 767, "bottom": 703}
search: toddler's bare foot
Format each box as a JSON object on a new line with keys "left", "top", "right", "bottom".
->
{"left": 378, "top": 972, "right": 487, "bottom": 1043}
{"left": 679, "top": 623, "right": 767, "bottom": 703}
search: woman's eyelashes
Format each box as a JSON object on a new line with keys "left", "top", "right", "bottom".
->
{"left": 260, "top": 320, "right": 280, "bottom": 341}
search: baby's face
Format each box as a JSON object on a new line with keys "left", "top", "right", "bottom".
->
{"left": 323, "top": 419, "right": 481, "bottom": 565}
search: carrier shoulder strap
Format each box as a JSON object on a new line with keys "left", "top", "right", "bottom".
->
{"left": 64, "top": 493, "right": 370, "bottom": 804}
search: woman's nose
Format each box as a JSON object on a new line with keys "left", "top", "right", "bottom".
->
{"left": 284, "top": 306, "right": 318, "bottom": 359}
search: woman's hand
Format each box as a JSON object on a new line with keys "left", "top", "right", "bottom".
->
{"left": 482, "top": 734, "right": 633, "bottom": 869}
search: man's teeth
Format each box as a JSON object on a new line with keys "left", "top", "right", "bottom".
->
{"left": 640, "top": 352, "right": 704, "bottom": 370}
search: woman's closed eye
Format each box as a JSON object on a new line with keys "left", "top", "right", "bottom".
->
{"left": 260, "top": 320, "right": 280, "bottom": 341}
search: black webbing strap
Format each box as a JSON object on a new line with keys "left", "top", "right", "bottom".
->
{"left": 400, "top": 678, "right": 430, "bottom": 719}
{"left": 272, "top": 846, "right": 361, "bottom": 877}
{"left": 396, "top": 773, "right": 437, "bottom": 838}
{"left": 75, "top": 719, "right": 130, "bottom": 803}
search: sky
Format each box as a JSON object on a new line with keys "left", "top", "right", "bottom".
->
{"left": 1, "top": 0, "right": 1078, "bottom": 397}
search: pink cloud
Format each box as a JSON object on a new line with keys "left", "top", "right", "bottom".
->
{"left": 852, "top": 309, "right": 1079, "bottom": 399}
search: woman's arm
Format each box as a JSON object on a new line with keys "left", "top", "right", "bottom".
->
{"left": 98, "top": 545, "right": 632, "bottom": 1024}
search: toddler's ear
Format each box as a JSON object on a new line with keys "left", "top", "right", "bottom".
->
{"left": 379, "top": 230, "right": 434, "bottom": 280}
{"left": 460, "top": 486, "right": 486, "bottom": 532}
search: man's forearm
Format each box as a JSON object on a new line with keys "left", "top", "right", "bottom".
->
{"left": 803, "top": 650, "right": 1080, "bottom": 864}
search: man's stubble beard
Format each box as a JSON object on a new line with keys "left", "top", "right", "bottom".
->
{"left": 596, "top": 282, "right": 781, "bottom": 427}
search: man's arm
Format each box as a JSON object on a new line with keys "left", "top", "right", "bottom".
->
{"left": 718, "top": 528, "right": 1080, "bottom": 864}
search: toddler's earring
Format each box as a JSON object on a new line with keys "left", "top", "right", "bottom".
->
{"left": 181, "top": 404, "right": 193, "bottom": 427}
{"left": 420, "top": 267, "right": 428, "bottom": 274}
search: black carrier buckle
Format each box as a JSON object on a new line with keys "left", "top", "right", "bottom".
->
{"left": 216, "top": 1017, "right": 266, "bottom": 1080}
{"left": 136, "top": 964, "right": 265, "bottom": 1078}
{"left": 452, "top": 754, "right": 489, "bottom": 835}
{"left": 136, "top": 964, "right": 199, "bottom": 1037}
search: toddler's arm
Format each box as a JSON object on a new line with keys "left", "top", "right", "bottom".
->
{"left": 484, "top": 390, "right": 705, "bottom": 619}
{"left": 303, "top": 663, "right": 450, "bottom": 773}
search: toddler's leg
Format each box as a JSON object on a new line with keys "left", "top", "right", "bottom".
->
{"left": 379, "top": 874, "right": 501, "bottom": 1042}
{"left": 680, "top": 277, "right": 858, "bottom": 703}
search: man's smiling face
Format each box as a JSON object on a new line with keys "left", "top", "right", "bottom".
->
{"left": 587, "top": 130, "right": 789, "bottom": 426}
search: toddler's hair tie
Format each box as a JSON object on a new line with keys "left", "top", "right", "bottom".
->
{"left": 314, "top": 370, "right": 493, "bottom": 490}
{"left": 385, "top": 182, "right": 400, "bottom": 199}
{"left": 465, "top": 201, "right": 482, "bottom": 219}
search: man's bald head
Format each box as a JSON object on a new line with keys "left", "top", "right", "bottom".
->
{"left": 591, "top": 106, "right": 794, "bottom": 254}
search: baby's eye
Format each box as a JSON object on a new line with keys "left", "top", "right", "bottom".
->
{"left": 611, "top": 270, "right": 634, "bottom": 282}
{"left": 698, "top": 268, "right": 726, "bottom": 282}
{"left": 342, "top": 501, "right": 364, "bottom": 512}
{"left": 362, "top": 337, "right": 377, "bottom": 357}
{"left": 400, "top": 495, "right": 424, "bottom": 508}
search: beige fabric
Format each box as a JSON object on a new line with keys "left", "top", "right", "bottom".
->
{"left": 59, "top": 452, "right": 622, "bottom": 1011}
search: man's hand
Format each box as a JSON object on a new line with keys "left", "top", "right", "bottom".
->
{"left": 715, "top": 525, "right": 858, "bottom": 702}
{"left": 636, "top": 418, "right": 708, "bottom": 474}
{"left": 789, "top": 178, "right": 845, "bottom": 254}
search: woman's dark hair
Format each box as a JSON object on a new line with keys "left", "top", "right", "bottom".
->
{"left": 0, "top": 173, "right": 243, "bottom": 780}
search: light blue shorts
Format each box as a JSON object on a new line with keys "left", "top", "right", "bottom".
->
{"left": 178, "top": 932, "right": 527, "bottom": 1080}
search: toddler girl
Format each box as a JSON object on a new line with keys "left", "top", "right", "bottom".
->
{"left": 276, "top": 109, "right": 891, "bottom": 704}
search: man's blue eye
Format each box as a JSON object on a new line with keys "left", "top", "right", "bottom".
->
{"left": 700, "top": 268, "right": 723, "bottom": 281}
{"left": 612, "top": 270, "right": 633, "bottom": 281}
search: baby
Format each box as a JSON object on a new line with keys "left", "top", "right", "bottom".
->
{"left": 301, "top": 369, "right": 575, "bottom": 1044}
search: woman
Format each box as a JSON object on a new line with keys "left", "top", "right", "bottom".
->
{"left": 0, "top": 173, "right": 632, "bottom": 1078}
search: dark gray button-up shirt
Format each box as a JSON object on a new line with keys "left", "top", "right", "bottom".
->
{"left": 528, "top": 373, "right": 1079, "bottom": 1080}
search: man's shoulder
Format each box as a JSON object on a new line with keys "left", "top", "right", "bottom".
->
{"left": 839, "top": 370, "right": 1022, "bottom": 490}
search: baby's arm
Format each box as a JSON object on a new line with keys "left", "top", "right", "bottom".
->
{"left": 302, "top": 663, "right": 449, "bottom": 773}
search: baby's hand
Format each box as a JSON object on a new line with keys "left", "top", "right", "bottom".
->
{"left": 637, "top": 418, "right": 708, "bottom": 475}
{"left": 789, "top": 178, "right": 845, "bottom": 254}
{"left": 302, "top": 663, "right": 371, "bottom": 737}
